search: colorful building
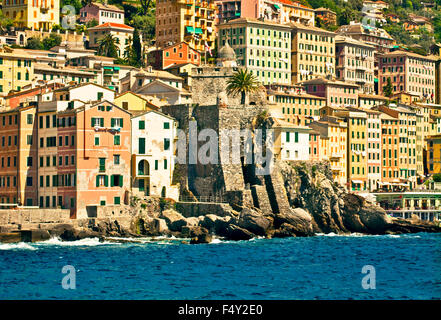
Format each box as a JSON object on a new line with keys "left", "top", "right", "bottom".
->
{"left": 131, "top": 110, "right": 179, "bottom": 200}
{"left": 314, "top": 7, "right": 337, "bottom": 26}
{"left": 301, "top": 77, "right": 359, "bottom": 108}
{"left": 53, "top": 100, "right": 132, "bottom": 218}
{"left": 266, "top": 83, "right": 325, "bottom": 125}
{"left": 426, "top": 134, "right": 441, "bottom": 174}
{"left": 336, "top": 23, "right": 395, "bottom": 53}
{"left": 272, "top": 117, "right": 311, "bottom": 161}
{"left": 217, "top": 18, "right": 292, "bottom": 85}
{"left": 0, "top": 105, "right": 37, "bottom": 206}
{"left": 290, "top": 23, "right": 336, "bottom": 83}
{"left": 2, "top": 0, "right": 60, "bottom": 30}
{"left": 308, "top": 117, "right": 347, "bottom": 185}
{"left": 88, "top": 22, "right": 134, "bottom": 58}
{"left": 79, "top": 2, "right": 125, "bottom": 25}
{"left": 147, "top": 42, "right": 201, "bottom": 70}
{"left": 155, "top": 0, "right": 216, "bottom": 54}
{"left": 379, "top": 112, "right": 400, "bottom": 190}
{"left": 335, "top": 35, "right": 376, "bottom": 94}
{"left": 114, "top": 91, "right": 161, "bottom": 112}
{"left": 378, "top": 50, "right": 437, "bottom": 103}
{"left": 216, "top": 0, "right": 315, "bottom": 26}
{"left": 0, "top": 48, "right": 35, "bottom": 98}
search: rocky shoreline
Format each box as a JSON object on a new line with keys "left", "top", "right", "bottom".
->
{"left": 1, "top": 161, "right": 440, "bottom": 244}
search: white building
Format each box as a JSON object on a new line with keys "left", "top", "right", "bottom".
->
{"left": 135, "top": 80, "right": 192, "bottom": 106}
{"left": 39, "top": 83, "right": 115, "bottom": 111}
{"left": 273, "top": 117, "right": 311, "bottom": 161}
{"left": 365, "top": 108, "right": 381, "bottom": 191}
{"left": 131, "top": 110, "right": 179, "bottom": 200}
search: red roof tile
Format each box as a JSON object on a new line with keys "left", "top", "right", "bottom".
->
{"left": 90, "top": 22, "right": 134, "bottom": 30}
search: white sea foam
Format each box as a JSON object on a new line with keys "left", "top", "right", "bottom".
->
{"left": 36, "top": 237, "right": 119, "bottom": 246}
{"left": 210, "top": 238, "right": 223, "bottom": 244}
{"left": 0, "top": 242, "right": 37, "bottom": 250}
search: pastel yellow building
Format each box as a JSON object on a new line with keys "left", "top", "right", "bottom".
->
{"left": 290, "top": 23, "right": 336, "bottom": 83}
{"left": 308, "top": 117, "right": 347, "bottom": 186}
{"left": 426, "top": 134, "right": 441, "bottom": 174}
{"left": 0, "top": 48, "right": 35, "bottom": 98}
{"left": 114, "top": 91, "right": 165, "bottom": 112}
{"left": 155, "top": 0, "right": 216, "bottom": 53}
{"left": 2, "top": 0, "right": 60, "bottom": 30}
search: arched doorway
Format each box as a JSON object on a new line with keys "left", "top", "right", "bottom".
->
{"left": 137, "top": 160, "right": 150, "bottom": 176}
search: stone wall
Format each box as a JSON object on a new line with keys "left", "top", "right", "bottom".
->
{"left": 0, "top": 209, "right": 71, "bottom": 226}
{"left": 176, "top": 202, "right": 235, "bottom": 218}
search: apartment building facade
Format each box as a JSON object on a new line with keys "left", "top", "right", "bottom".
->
{"left": 2, "top": 0, "right": 60, "bottom": 30}
{"left": 291, "top": 23, "right": 336, "bottom": 83}
{"left": 378, "top": 50, "right": 436, "bottom": 102}
{"left": 217, "top": 18, "right": 292, "bottom": 85}
{"left": 155, "top": 0, "right": 216, "bottom": 53}
{"left": 0, "top": 49, "right": 35, "bottom": 98}
{"left": 335, "top": 35, "right": 376, "bottom": 94}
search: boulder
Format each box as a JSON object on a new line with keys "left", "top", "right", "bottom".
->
{"left": 272, "top": 223, "right": 298, "bottom": 238}
{"left": 190, "top": 233, "right": 213, "bottom": 244}
{"left": 274, "top": 208, "right": 314, "bottom": 237}
{"left": 169, "top": 218, "right": 187, "bottom": 232}
{"left": 160, "top": 209, "right": 185, "bottom": 226}
{"left": 223, "top": 225, "right": 254, "bottom": 241}
{"left": 185, "top": 217, "right": 200, "bottom": 227}
{"left": 237, "top": 208, "right": 273, "bottom": 236}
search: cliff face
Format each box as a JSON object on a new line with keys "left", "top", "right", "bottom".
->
{"left": 278, "top": 161, "right": 441, "bottom": 235}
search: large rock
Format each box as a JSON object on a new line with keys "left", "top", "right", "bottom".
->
{"left": 273, "top": 208, "right": 314, "bottom": 237}
{"left": 237, "top": 208, "right": 273, "bottom": 236}
{"left": 272, "top": 223, "right": 299, "bottom": 238}
{"left": 181, "top": 226, "right": 212, "bottom": 243}
{"left": 160, "top": 209, "right": 185, "bottom": 225}
{"left": 223, "top": 225, "right": 254, "bottom": 241}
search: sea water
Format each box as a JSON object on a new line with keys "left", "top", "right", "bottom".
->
{"left": 0, "top": 233, "right": 440, "bottom": 299}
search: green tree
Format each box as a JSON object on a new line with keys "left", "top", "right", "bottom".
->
{"left": 433, "top": 173, "right": 441, "bottom": 182}
{"left": 131, "top": 14, "right": 155, "bottom": 43}
{"left": 226, "top": 69, "right": 260, "bottom": 105}
{"left": 86, "top": 18, "right": 99, "bottom": 28}
{"left": 98, "top": 33, "right": 119, "bottom": 58}
{"left": 26, "top": 37, "right": 44, "bottom": 50}
{"left": 129, "top": 28, "right": 143, "bottom": 67}
{"left": 42, "top": 34, "right": 62, "bottom": 50}
{"left": 383, "top": 77, "right": 394, "bottom": 98}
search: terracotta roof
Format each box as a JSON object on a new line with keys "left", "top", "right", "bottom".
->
{"left": 89, "top": 22, "right": 134, "bottom": 30}
{"left": 87, "top": 2, "right": 124, "bottom": 12}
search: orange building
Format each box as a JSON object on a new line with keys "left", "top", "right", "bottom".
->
{"left": 148, "top": 42, "right": 201, "bottom": 70}
{"left": 56, "top": 100, "right": 132, "bottom": 218}
{"left": 0, "top": 105, "right": 37, "bottom": 206}
{"left": 309, "top": 129, "right": 320, "bottom": 161}
{"left": 380, "top": 112, "right": 400, "bottom": 189}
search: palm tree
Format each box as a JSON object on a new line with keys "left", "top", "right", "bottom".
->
{"left": 226, "top": 69, "right": 260, "bottom": 105}
{"left": 98, "top": 34, "right": 119, "bottom": 59}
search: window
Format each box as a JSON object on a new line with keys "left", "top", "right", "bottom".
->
{"left": 139, "top": 120, "right": 145, "bottom": 130}
{"left": 96, "top": 175, "right": 108, "bottom": 187}
{"left": 26, "top": 177, "right": 32, "bottom": 186}
{"left": 27, "top": 135, "right": 32, "bottom": 145}
{"left": 155, "top": 160, "right": 158, "bottom": 170}
{"left": 27, "top": 114, "right": 33, "bottom": 124}
{"left": 111, "top": 118, "right": 123, "bottom": 128}
{"left": 99, "top": 158, "right": 105, "bottom": 172}
{"left": 94, "top": 136, "right": 100, "bottom": 146}
{"left": 164, "top": 138, "right": 170, "bottom": 150}
{"left": 111, "top": 175, "right": 123, "bottom": 187}
{"left": 114, "top": 197, "right": 120, "bottom": 205}
{"left": 97, "top": 92, "right": 103, "bottom": 100}
{"left": 114, "top": 155, "right": 120, "bottom": 165}
{"left": 114, "top": 135, "right": 120, "bottom": 145}
{"left": 27, "top": 157, "right": 32, "bottom": 166}
{"left": 163, "top": 122, "right": 170, "bottom": 129}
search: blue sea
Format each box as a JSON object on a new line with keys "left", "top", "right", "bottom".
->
{"left": 0, "top": 233, "right": 440, "bottom": 300}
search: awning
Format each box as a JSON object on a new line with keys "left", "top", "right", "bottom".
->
{"left": 235, "top": 12, "right": 241, "bottom": 16}
{"left": 351, "top": 180, "right": 364, "bottom": 184}
{"left": 195, "top": 28, "right": 203, "bottom": 34}
{"left": 274, "top": 4, "right": 280, "bottom": 9}
{"left": 185, "top": 26, "right": 194, "bottom": 33}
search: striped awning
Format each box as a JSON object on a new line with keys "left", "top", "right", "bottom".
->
{"left": 185, "top": 26, "right": 194, "bottom": 33}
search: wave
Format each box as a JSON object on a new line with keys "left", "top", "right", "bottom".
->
{"left": 35, "top": 237, "right": 120, "bottom": 247}
{"left": 0, "top": 242, "right": 37, "bottom": 251}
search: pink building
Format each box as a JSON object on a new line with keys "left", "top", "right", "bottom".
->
{"left": 216, "top": 0, "right": 314, "bottom": 25}
{"left": 379, "top": 50, "right": 436, "bottom": 102}
{"left": 79, "top": 3, "right": 125, "bottom": 25}
{"left": 300, "top": 77, "right": 359, "bottom": 108}
{"left": 38, "top": 100, "right": 131, "bottom": 218}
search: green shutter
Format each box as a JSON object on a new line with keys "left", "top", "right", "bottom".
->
{"left": 104, "top": 175, "right": 108, "bottom": 187}
{"left": 111, "top": 175, "right": 114, "bottom": 187}
{"left": 139, "top": 138, "right": 145, "bottom": 154}
{"left": 120, "top": 118, "right": 123, "bottom": 128}
{"left": 100, "top": 118, "right": 104, "bottom": 127}
{"left": 120, "top": 175, "right": 123, "bottom": 187}
{"left": 96, "top": 176, "right": 100, "bottom": 187}
{"left": 91, "top": 118, "right": 94, "bottom": 127}
{"left": 111, "top": 118, "right": 115, "bottom": 127}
